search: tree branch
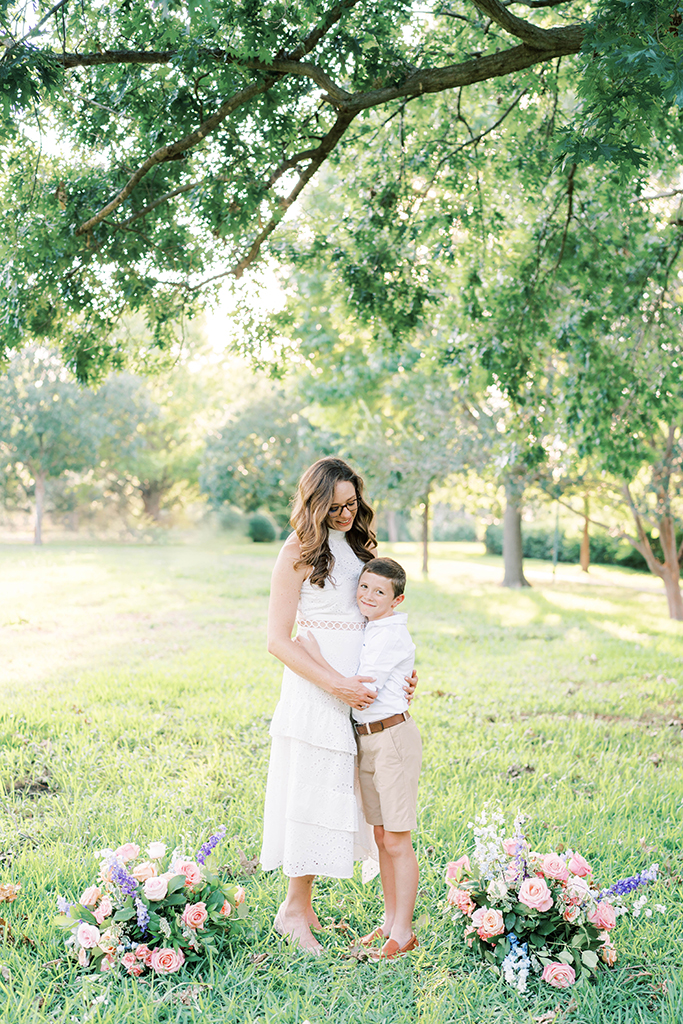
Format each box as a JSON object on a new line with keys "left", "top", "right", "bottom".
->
{"left": 630, "top": 187, "right": 683, "bottom": 203}
{"left": 469, "top": 0, "right": 563, "bottom": 47}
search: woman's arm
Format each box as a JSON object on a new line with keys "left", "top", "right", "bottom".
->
{"left": 267, "top": 535, "right": 377, "bottom": 710}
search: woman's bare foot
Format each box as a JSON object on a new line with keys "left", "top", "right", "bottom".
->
{"left": 306, "top": 907, "right": 322, "bottom": 930}
{"left": 274, "top": 905, "right": 324, "bottom": 955}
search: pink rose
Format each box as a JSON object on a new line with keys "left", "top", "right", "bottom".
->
{"left": 447, "top": 888, "right": 476, "bottom": 916}
{"left": 234, "top": 885, "right": 246, "bottom": 905}
{"left": 219, "top": 900, "right": 232, "bottom": 917}
{"left": 518, "top": 877, "right": 554, "bottom": 912}
{"left": 181, "top": 901, "right": 208, "bottom": 930}
{"left": 463, "top": 923, "right": 477, "bottom": 948}
{"left": 502, "top": 838, "right": 519, "bottom": 856}
{"left": 173, "top": 860, "right": 203, "bottom": 887}
{"left": 542, "top": 853, "right": 569, "bottom": 883}
{"left": 135, "top": 944, "right": 154, "bottom": 965}
{"left": 600, "top": 940, "right": 617, "bottom": 967}
{"left": 94, "top": 896, "right": 113, "bottom": 924}
{"left": 78, "top": 946, "right": 89, "bottom": 967}
{"left": 505, "top": 862, "right": 522, "bottom": 884}
{"left": 79, "top": 885, "right": 102, "bottom": 908}
{"left": 471, "top": 906, "right": 505, "bottom": 941}
{"left": 563, "top": 904, "right": 581, "bottom": 924}
{"left": 97, "top": 929, "right": 117, "bottom": 955}
{"left": 121, "top": 952, "right": 137, "bottom": 971}
{"left": 133, "top": 861, "right": 158, "bottom": 883}
{"left": 150, "top": 946, "right": 185, "bottom": 974}
{"left": 542, "top": 963, "right": 576, "bottom": 988}
{"left": 587, "top": 902, "right": 616, "bottom": 931}
{"left": 144, "top": 876, "right": 168, "bottom": 901}
{"left": 568, "top": 852, "right": 592, "bottom": 877}
{"left": 76, "top": 922, "right": 101, "bottom": 949}
{"left": 99, "top": 954, "right": 114, "bottom": 973}
{"left": 114, "top": 843, "right": 141, "bottom": 863}
{"left": 445, "top": 856, "right": 471, "bottom": 884}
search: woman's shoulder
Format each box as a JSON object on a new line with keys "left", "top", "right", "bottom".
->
{"left": 273, "top": 529, "right": 307, "bottom": 577}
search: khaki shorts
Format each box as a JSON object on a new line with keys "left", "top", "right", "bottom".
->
{"left": 357, "top": 717, "right": 422, "bottom": 832}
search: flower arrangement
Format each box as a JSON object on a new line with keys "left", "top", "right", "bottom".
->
{"left": 56, "top": 828, "right": 247, "bottom": 975}
{"left": 446, "top": 810, "right": 658, "bottom": 993}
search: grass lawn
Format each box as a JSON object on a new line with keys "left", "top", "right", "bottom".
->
{"left": 0, "top": 537, "right": 681, "bottom": 1024}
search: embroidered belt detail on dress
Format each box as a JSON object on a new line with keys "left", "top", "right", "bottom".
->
{"left": 297, "top": 619, "right": 365, "bottom": 631}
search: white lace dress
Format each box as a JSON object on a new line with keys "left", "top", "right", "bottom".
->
{"left": 260, "top": 530, "right": 373, "bottom": 878}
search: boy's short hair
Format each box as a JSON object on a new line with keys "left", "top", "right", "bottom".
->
{"left": 359, "top": 557, "right": 406, "bottom": 597}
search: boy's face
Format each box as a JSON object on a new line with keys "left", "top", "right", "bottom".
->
{"left": 357, "top": 571, "right": 404, "bottom": 621}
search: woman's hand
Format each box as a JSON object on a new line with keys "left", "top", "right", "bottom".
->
{"left": 333, "top": 675, "right": 378, "bottom": 711}
{"left": 404, "top": 668, "right": 418, "bottom": 705}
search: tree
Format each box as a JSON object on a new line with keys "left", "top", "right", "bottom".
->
{"left": 0, "top": 0, "right": 681, "bottom": 377}
{"left": 200, "top": 387, "right": 339, "bottom": 525}
{"left": 0, "top": 348, "right": 98, "bottom": 542}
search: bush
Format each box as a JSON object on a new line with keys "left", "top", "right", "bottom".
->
{"left": 484, "top": 523, "right": 653, "bottom": 570}
{"left": 433, "top": 520, "right": 478, "bottom": 542}
{"left": 247, "top": 514, "right": 277, "bottom": 543}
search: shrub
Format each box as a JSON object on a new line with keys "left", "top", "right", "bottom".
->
{"left": 434, "top": 520, "right": 478, "bottom": 542}
{"left": 247, "top": 514, "right": 277, "bottom": 543}
{"left": 484, "top": 523, "right": 653, "bottom": 570}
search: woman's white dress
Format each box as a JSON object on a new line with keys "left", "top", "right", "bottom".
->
{"left": 260, "top": 530, "right": 372, "bottom": 878}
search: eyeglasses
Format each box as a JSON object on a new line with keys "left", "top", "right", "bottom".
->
{"left": 328, "top": 497, "right": 358, "bottom": 516}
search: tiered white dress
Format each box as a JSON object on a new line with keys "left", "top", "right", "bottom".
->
{"left": 260, "top": 530, "right": 372, "bottom": 878}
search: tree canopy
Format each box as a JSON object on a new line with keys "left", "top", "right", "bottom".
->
{"left": 1, "top": 0, "right": 682, "bottom": 378}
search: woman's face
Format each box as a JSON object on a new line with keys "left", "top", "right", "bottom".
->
{"left": 326, "top": 480, "right": 358, "bottom": 532}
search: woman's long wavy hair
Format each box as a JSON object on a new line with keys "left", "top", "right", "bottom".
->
{"left": 291, "top": 457, "right": 376, "bottom": 587}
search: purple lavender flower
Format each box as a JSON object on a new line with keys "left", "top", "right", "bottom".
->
{"left": 110, "top": 860, "right": 138, "bottom": 896}
{"left": 599, "top": 864, "right": 658, "bottom": 900}
{"left": 135, "top": 896, "right": 150, "bottom": 935}
{"left": 57, "top": 896, "right": 72, "bottom": 914}
{"left": 196, "top": 825, "right": 227, "bottom": 865}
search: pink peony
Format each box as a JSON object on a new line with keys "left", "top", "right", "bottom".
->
{"left": 150, "top": 946, "right": 185, "bottom": 974}
{"left": 471, "top": 906, "right": 505, "bottom": 941}
{"left": 181, "top": 901, "right": 208, "bottom": 930}
{"left": 445, "top": 856, "right": 471, "bottom": 884}
{"left": 502, "top": 838, "right": 519, "bottom": 856}
{"left": 114, "top": 843, "right": 140, "bottom": 863}
{"left": 79, "top": 885, "right": 102, "bottom": 908}
{"left": 94, "top": 896, "right": 113, "bottom": 924}
{"left": 135, "top": 944, "right": 154, "bottom": 965}
{"left": 144, "top": 875, "right": 168, "bottom": 901}
{"left": 234, "top": 885, "right": 246, "bottom": 905}
{"left": 542, "top": 853, "right": 569, "bottom": 883}
{"left": 447, "top": 888, "right": 477, "bottom": 915}
{"left": 563, "top": 904, "right": 581, "bottom": 924}
{"left": 173, "top": 860, "right": 203, "bottom": 887}
{"left": 568, "top": 852, "right": 592, "bottom": 877}
{"left": 76, "top": 922, "right": 101, "bottom": 949}
{"left": 542, "top": 963, "right": 576, "bottom": 988}
{"left": 518, "top": 877, "right": 554, "bottom": 912}
{"left": 132, "top": 861, "right": 158, "bottom": 883}
{"left": 587, "top": 902, "right": 616, "bottom": 931}
{"left": 600, "top": 939, "right": 617, "bottom": 967}
{"left": 219, "top": 900, "right": 232, "bottom": 917}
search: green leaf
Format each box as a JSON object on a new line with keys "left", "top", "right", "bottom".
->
{"left": 504, "top": 913, "right": 516, "bottom": 931}
{"left": 581, "top": 949, "right": 599, "bottom": 971}
{"left": 164, "top": 894, "right": 187, "bottom": 906}
{"left": 166, "top": 874, "right": 187, "bottom": 894}
{"left": 113, "top": 907, "right": 136, "bottom": 922}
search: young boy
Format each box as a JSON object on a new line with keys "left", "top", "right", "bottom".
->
{"left": 297, "top": 557, "right": 422, "bottom": 960}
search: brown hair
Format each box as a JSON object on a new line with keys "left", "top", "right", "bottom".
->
{"left": 291, "top": 457, "right": 376, "bottom": 587}
{"left": 359, "top": 557, "right": 406, "bottom": 597}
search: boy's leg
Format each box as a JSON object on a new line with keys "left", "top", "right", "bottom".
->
{"left": 374, "top": 825, "right": 396, "bottom": 936}
{"left": 380, "top": 830, "right": 418, "bottom": 948}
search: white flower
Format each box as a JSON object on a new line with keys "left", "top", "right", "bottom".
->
{"left": 147, "top": 841, "right": 167, "bottom": 859}
{"left": 487, "top": 879, "right": 509, "bottom": 902}
{"left": 654, "top": 904, "right": 666, "bottom": 914}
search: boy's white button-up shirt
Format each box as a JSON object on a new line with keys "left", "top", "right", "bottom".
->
{"left": 351, "top": 612, "right": 415, "bottom": 725}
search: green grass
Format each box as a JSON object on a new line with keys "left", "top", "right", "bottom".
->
{"left": 0, "top": 538, "right": 682, "bottom": 1024}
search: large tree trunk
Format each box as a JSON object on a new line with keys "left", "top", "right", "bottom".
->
{"left": 580, "top": 497, "right": 590, "bottom": 573}
{"left": 34, "top": 470, "right": 46, "bottom": 546}
{"left": 422, "top": 491, "right": 430, "bottom": 575}
{"left": 658, "top": 515, "right": 683, "bottom": 620}
{"left": 502, "top": 475, "right": 530, "bottom": 588}
{"left": 386, "top": 509, "right": 399, "bottom": 543}
{"left": 140, "top": 483, "right": 164, "bottom": 521}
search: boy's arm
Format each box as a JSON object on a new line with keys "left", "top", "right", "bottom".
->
{"left": 293, "top": 630, "right": 332, "bottom": 671}
{"left": 358, "top": 631, "right": 414, "bottom": 692}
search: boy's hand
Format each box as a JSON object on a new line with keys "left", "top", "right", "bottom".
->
{"left": 293, "top": 629, "right": 322, "bottom": 659}
{"left": 404, "top": 668, "right": 418, "bottom": 704}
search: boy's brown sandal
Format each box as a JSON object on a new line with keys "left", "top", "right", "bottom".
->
{"left": 370, "top": 933, "right": 419, "bottom": 960}
{"left": 359, "top": 926, "right": 387, "bottom": 947}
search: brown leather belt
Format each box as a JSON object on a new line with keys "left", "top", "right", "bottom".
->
{"left": 354, "top": 711, "right": 410, "bottom": 736}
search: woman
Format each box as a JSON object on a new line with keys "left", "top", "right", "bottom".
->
{"left": 260, "top": 457, "right": 416, "bottom": 953}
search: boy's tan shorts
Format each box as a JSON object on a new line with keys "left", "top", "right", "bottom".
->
{"left": 357, "top": 716, "right": 422, "bottom": 832}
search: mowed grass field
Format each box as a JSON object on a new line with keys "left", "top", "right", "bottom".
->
{"left": 0, "top": 537, "right": 682, "bottom": 1024}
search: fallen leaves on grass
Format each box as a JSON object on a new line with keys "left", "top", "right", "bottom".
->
{"left": 156, "top": 983, "right": 213, "bottom": 1006}
{"left": 0, "top": 918, "right": 13, "bottom": 943}
{"left": 534, "top": 1000, "right": 577, "bottom": 1023}
{"left": 343, "top": 944, "right": 369, "bottom": 962}
{"left": 249, "top": 952, "right": 268, "bottom": 967}
{"left": 506, "top": 763, "right": 535, "bottom": 779}
{"left": 237, "top": 849, "right": 260, "bottom": 875}
{"left": 0, "top": 964, "right": 10, "bottom": 983}
{"left": 0, "top": 883, "right": 20, "bottom": 903}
